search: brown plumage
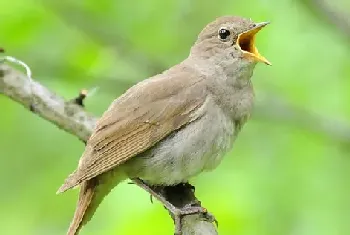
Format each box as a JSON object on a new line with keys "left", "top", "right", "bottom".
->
{"left": 66, "top": 180, "right": 95, "bottom": 235}
{"left": 58, "top": 65, "right": 206, "bottom": 194}
{"left": 57, "top": 15, "right": 270, "bottom": 235}
{"left": 59, "top": 66, "right": 207, "bottom": 235}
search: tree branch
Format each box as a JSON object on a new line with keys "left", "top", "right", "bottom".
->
{"left": 0, "top": 63, "right": 217, "bottom": 234}
{"left": 2, "top": 58, "right": 350, "bottom": 233}
{"left": 0, "top": 64, "right": 97, "bottom": 142}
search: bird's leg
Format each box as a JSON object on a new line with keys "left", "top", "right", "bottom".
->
{"left": 132, "top": 178, "right": 208, "bottom": 235}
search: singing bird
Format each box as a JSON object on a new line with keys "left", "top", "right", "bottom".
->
{"left": 57, "top": 16, "right": 270, "bottom": 235}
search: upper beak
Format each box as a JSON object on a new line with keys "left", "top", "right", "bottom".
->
{"left": 236, "top": 22, "right": 271, "bottom": 65}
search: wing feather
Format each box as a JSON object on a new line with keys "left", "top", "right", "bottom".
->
{"left": 58, "top": 67, "right": 207, "bottom": 193}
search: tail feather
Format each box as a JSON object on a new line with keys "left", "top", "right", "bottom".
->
{"left": 64, "top": 170, "right": 126, "bottom": 235}
{"left": 67, "top": 179, "right": 97, "bottom": 235}
{"left": 57, "top": 171, "right": 80, "bottom": 194}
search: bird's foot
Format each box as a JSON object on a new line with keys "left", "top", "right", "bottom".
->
{"left": 171, "top": 204, "right": 208, "bottom": 235}
{"left": 131, "top": 178, "right": 214, "bottom": 235}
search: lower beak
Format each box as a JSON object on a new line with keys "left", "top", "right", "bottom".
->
{"left": 236, "top": 22, "right": 271, "bottom": 65}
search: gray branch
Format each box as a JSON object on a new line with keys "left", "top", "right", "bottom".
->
{"left": 0, "top": 64, "right": 97, "bottom": 142}
{"left": 0, "top": 63, "right": 217, "bottom": 235}
{"left": 2, "top": 59, "right": 350, "bottom": 234}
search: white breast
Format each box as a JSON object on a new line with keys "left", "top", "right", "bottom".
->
{"left": 123, "top": 97, "right": 236, "bottom": 185}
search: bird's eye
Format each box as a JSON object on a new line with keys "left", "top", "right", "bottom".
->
{"left": 218, "top": 28, "right": 230, "bottom": 40}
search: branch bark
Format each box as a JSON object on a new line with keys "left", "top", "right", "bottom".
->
{"left": 0, "top": 63, "right": 217, "bottom": 234}
{"left": 2, "top": 59, "right": 350, "bottom": 234}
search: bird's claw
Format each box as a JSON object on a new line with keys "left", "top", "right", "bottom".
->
{"left": 131, "top": 179, "right": 216, "bottom": 235}
{"left": 171, "top": 205, "right": 209, "bottom": 235}
{"left": 204, "top": 211, "right": 219, "bottom": 227}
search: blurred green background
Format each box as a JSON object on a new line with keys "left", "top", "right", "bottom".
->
{"left": 1, "top": 0, "right": 350, "bottom": 235}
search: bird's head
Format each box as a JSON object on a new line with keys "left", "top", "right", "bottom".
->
{"left": 190, "top": 16, "right": 271, "bottom": 66}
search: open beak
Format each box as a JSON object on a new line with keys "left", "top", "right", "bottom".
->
{"left": 236, "top": 22, "right": 271, "bottom": 65}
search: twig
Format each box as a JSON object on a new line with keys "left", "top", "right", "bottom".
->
{"left": 71, "top": 87, "right": 99, "bottom": 107}
{"left": 0, "top": 62, "right": 97, "bottom": 142}
{"left": 0, "top": 63, "right": 217, "bottom": 234}
{"left": 1, "top": 56, "right": 32, "bottom": 78}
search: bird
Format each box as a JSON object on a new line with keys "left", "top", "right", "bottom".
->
{"left": 57, "top": 15, "right": 271, "bottom": 235}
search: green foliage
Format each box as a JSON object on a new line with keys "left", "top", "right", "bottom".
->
{"left": 1, "top": 0, "right": 350, "bottom": 234}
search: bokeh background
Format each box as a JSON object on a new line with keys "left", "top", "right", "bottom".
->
{"left": 1, "top": 0, "right": 350, "bottom": 235}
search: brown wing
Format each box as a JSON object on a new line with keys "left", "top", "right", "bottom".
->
{"left": 58, "top": 68, "right": 207, "bottom": 193}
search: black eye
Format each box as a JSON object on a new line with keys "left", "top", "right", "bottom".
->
{"left": 218, "top": 28, "right": 230, "bottom": 40}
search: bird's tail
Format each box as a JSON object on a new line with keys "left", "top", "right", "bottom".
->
{"left": 67, "top": 179, "right": 96, "bottom": 235}
{"left": 66, "top": 170, "right": 125, "bottom": 235}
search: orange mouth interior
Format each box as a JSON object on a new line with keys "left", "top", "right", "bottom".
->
{"left": 237, "top": 24, "right": 271, "bottom": 65}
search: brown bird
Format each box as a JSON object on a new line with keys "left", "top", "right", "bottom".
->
{"left": 57, "top": 15, "right": 270, "bottom": 235}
